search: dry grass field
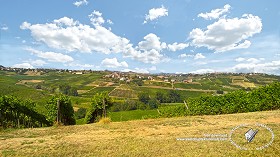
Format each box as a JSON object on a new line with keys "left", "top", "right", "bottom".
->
{"left": 0, "top": 110, "right": 279, "bottom": 157}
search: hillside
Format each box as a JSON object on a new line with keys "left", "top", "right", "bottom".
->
{"left": 1, "top": 69, "right": 279, "bottom": 110}
{"left": 0, "top": 110, "right": 279, "bottom": 156}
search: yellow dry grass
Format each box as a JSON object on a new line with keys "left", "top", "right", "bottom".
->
{"left": 0, "top": 110, "right": 279, "bottom": 157}
{"left": 231, "top": 82, "right": 256, "bottom": 88}
{"left": 77, "top": 90, "right": 89, "bottom": 94}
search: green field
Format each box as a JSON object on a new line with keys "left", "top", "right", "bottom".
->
{"left": 108, "top": 109, "right": 158, "bottom": 122}
{"left": 1, "top": 69, "right": 280, "bottom": 122}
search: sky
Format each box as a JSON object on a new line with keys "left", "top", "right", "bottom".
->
{"left": 0, "top": 0, "right": 280, "bottom": 74}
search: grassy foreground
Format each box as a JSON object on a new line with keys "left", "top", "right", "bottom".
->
{"left": 0, "top": 110, "right": 279, "bottom": 157}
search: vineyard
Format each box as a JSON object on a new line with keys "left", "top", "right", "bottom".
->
{"left": 157, "top": 82, "right": 280, "bottom": 118}
{"left": 0, "top": 96, "right": 50, "bottom": 128}
{"left": 1, "top": 69, "right": 280, "bottom": 128}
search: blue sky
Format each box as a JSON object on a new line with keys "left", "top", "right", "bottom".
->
{"left": 0, "top": 0, "right": 280, "bottom": 74}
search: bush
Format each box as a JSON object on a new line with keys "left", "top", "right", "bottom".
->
{"left": 75, "top": 108, "right": 87, "bottom": 119}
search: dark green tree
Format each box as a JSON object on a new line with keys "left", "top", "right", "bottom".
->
{"left": 155, "top": 91, "right": 166, "bottom": 103}
{"left": 46, "top": 95, "right": 76, "bottom": 125}
{"left": 167, "top": 90, "right": 181, "bottom": 103}
{"left": 75, "top": 108, "right": 87, "bottom": 119}
{"left": 138, "top": 92, "right": 150, "bottom": 104}
{"left": 85, "top": 92, "right": 113, "bottom": 123}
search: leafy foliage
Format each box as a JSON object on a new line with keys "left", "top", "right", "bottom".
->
{"left": 84, "top": 92, "right": 113, "bottom": 123}
{"left": 138, "top": 92, "right": 150, "bottom": 104}
{"left": 158, "top": 82, "right": 280, "bottom": 117}
{"left": 45, "top": 95, "right": 76, "bottom": 125}
{"left": 75, "top": 108, "right": 87, "bottom": 119}
{"left": 0, "top": 95, "right": 50, "bottom": 129}
{"left": 155, "top": 91, "right": 182, "bottom": 103}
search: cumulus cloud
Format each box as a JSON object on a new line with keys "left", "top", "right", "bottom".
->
{"left": 122, "top": 68, "right": 150, "bottom": 74}
{"left": 12, "top": 63, "right": 34, "bottom": 69}
{"left": 101, "top": 58, "right": 128, "bottom": 68}
{"left": 232, "top": 60, "right": 280, "bottom": 74}
{"left": 138, "top": 33, "right": 163, "bottom": 51}
{"left": 20, "top": 16, "right": 129, "bottom": 54}
{"left": 198, "top": 4, "right": 231, "bottom": 20}
{"left": 144, "top": 6, "right": 168, "bottom": 24}
{"left": 73, "top": 0, "right": 88, "bottom": 7}
{"left": 20, "top": 14, "right": 182, "bottom": 65}
{"left": 194, "top": 53, "right": 206, "bottom": 60}
{"left": 168, "top": 42, "right": 188, "bottom": 52}
{"left": 190, "top": 14, "right": 262, "bottom": 52}
{"left": 89, "top": 10, "right": 105, "bottom": 26}
{"left": 25, "top": 47, "right": 73, "bottom": 63}
{"left": 189, "top": 69, "right": 215, "bottom": 74}
{"left": 28, "top": 59, "right": 47, "bottom": 66}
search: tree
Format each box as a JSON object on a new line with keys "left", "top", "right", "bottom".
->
{"left": 148, "top": 98, "right": 159, "bottom": 109}
{"left": 138, "top": 92, "right": 150, "bottom": 104}
{"left": 46, "top": 95, "right": 76, "bottom": 125}
{"left": 155, "top": 91, "right": 166, "bottom": 103}
{"left": 167, "top": 90, "right": 181, "bottom": 103}
{"left": 75, "top": 108, "right": 87, "bottom": 119}
{"left": 85, "top": 92, "right": 113, "bottom": 123}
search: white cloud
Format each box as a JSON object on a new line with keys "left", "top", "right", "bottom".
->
{"left": 20, "top": 16, "right": 176, "bottom": 65}
{"left": 235, "top": 57, "right": 246, "bottom": 62}
{"left": 20, "top": 16, "right": 129, "bottom": 54}
{"left": 107, "top": 19, "right": 113, "bottom": 25}
{"left": 235, "top": 57, "right": 265, "bottom": 63}
{"left": 20, "top": 22, "right": 31, "bottom": 29}
{"left": 247, "top": 58, "right": 263, "bottom": 63}
{"left": 144, "top": 6, "right": 168, "bottom": 23}
{"left": 149, "top": 66, "right": 157, "bottom": 71}
{"left": 232, "top": 60, "right": 280, "bottom": 74}
{"left": 194, "top": 53, "right": 206, "bottom": 60}
{"left": 12, "top": 63, "right": 34, "bottom": 69}
{"left": 25, "top": 47, "right": 74, "bottom": 63}
{"left": 101, "top": 58, "right": 128, "bottom": 68}
{"left": 198, "top": 4, "right": 231, "bottom": 20}
{"left": 122, "top": 68, "right": 149, "bottom": 74}
{"left": 54, "top": 17, "right": 79, "bottom": 26}
{"left": 123, "top": 48, "right": 168, "bottom": 64}
{"left": 178, "top": 53, "right": 193, "bottom": 58}
{"left": 138, "top": 33, "right": 163, "bottom": 51}
{"left": 189, "top": 69, "right": 215, "bottom": 74}
{"left": 168, "top": 42, "right": 188, "bottom": 52}
{"left": 73, "top": 0, "right": 88, "bottom": 7}
{"left": 89, "top": 10, "right": 105, "bottom": 26}
{"left": 1, "top": 26, "right": 8, "bottom": 31}
{"left": 66, "top": 62, "right": 95, "bottom": 69}
{"left": 189, "top": 14, "right": 262, "bottom": 52}
{"left": 28, "top": 59, "right": 47, "bottom": 66}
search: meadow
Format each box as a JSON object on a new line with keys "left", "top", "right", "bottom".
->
{"left": 0, "top": 110, "right": 279, "bottom": 156}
